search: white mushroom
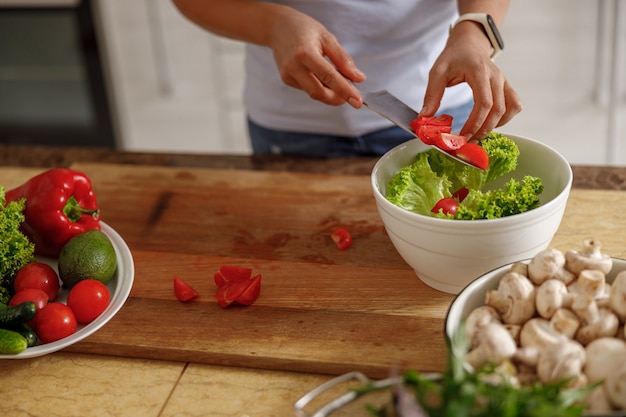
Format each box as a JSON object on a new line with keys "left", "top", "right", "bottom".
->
{"left": 508, "top": 261, "right": 528, "bottom": 277}
{"left": 573, "top": 294, "right": 619, "bottom": 345}
{"left": 465, "top": 322, "right": 517, "bottom": 370}
{"left": 535, "top": 279, "right": 574, "bottom": 319}
{"left": 527, "top": 248, "right": 575, "bottom": 286}
{"left": 565, "top": 238, "right": 613, "bottom": 276}
{"left": 583, "top": 338, "right": 626, "bottom": 410}
{"left": 520, "top": 317, "right": 567, "bottom": 349}
{"left": 584, "top": 337, "right": 626, "bottom": 384}
{"left": 536, "top": 339, "right": 586, "bottom": 387}
{"left": 605, "top": 362, "right": 626, "bottom": 409}
{"left": 465, "top": 305, "right": 501, "bottom": 349}
{"left": 550, "top": 308, "right": 580, "bottom": 339}
{"left": 568, "top": 269, "right": 610, "bottom": 303}
{"left": 609, "top": 270, "right": 626, "bottom": 322}
{"left": 484, "top": 272, "right": 536, "bottom": 325}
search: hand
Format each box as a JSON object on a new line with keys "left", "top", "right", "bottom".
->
{"left": 419, "top": 22, "right": 522, "bottom": 141}
{"left": 266, "top": 7, "right": 366, "bottom": 108}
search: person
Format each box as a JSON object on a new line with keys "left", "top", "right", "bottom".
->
{"left": 172, "top": 0, "right": 522, "bottom": 157}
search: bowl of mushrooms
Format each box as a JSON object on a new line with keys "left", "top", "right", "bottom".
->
{"left": 445, "top": 237, "right": 626, "bottom": 415}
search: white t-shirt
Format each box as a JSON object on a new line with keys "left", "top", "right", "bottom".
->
{"left": 245, "top": 0, "right": 472, "bottom": 136}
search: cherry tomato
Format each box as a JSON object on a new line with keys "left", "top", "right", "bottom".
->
{"left": 454, "top": 142, "right": 490, "bottom": 171}
{"left": 331, "top": 228, "right": 352, "bottom": 250}
{"left": 435, "top": 133, "right": 467, "bottom": 151}
{"left": 235, "top": 274, "right": 262, "bottom": 306}
{"left": 214, "top": 266, "right": 262, "bottom": 308}
{"left": 173, "top": 276, "right": 198, "bottom": 302}
{"left": 452, "top": 187, "right": 469, "bottom": 203}
{"left": 9, "top": 288, "right": 49, "bottom": 328}
{"left": 36, "top": 302, "right": 77, "bottom": 343}
{"left": 416, "top": 124, "right": 452, "bottom": 145}
{"left": 67, "top": 280, "right": 111, "bottom": 323}
{"left": 13, "top": 262, "right": 60, "bottom": 301}
{"left": 215, "top": 280, "right": 248, "bottom": 308}
{"left": 409, "top": 114, "right": 453, "bottom": 129}
{"left": 214, "top": 265, "right": 252, "bottom": 288}
{"left": 431, "top": 197, "right": 459, "bottom": 216}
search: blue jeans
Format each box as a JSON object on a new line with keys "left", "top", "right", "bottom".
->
{"left": 248, "top": 100, "right": 473, "bottom": 157}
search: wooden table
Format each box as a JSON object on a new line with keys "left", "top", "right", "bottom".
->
{"left": 1, "top": 144, "right": 626, "bottom": 417}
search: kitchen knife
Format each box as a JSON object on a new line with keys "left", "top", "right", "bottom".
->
{"left": 362, "top": 90, "right": 482, "bottom": 169}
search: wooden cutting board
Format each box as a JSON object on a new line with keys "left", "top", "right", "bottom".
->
{"left": 3, "top": 163, "right": 625, "bottom": 378}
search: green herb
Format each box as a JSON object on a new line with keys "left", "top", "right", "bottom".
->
{"left": 0, "top": 186, "right": 35, "bottom": 304}
{"left": 366, "top": 324, "right": 594, "bottom": 417}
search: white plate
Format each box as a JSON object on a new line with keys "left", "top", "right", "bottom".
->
{"left": 0, "top": 222, "right": 134, "bottom": 359}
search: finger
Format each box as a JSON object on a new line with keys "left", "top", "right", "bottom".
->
{"left": 324, "top": 39, "right": 366, "bottom": 84}
{"left": 495, "top": 81, "right": 523, "bottom": 127}
{"left": 419, "top": 65, "right": 447, "bottom": 117}
{"left": 472, "top": 77, "right": 507, "bottom": 140}
{"left": 459, "top": 76, "right": 493, "bottom": 139}
{"left": 303, "top": 54, "right": 364, "bottom": 107}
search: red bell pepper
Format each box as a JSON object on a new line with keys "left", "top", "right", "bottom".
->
{"left": 5, "top": 168, "right": 101, "bottom": 257}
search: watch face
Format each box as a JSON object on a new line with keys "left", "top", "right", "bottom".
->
{"left": 486, "top": 14, "right": 504, "bottom": 50}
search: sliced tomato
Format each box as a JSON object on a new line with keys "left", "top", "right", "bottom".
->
{"left": 431, "top": 197, "right": 459, "bottom": 216}
{"left": 453, "top": 143, "right": 490, "bottom": 171}
{"left": 417, "top": 124, "right": 452, "bottom": 145}
{"left": 214, "top": 266, "right": 262, "bottom": 308}
{"left": 214, "top": 265, "right": 252, "bottom": 288}
{"left": 331, "top": 227, "right": 352, "bottom": 250}
{"left": 235, "top": 274, "right": 262, "bottom": 306}
{"left": 435, "top": 133, "right": 467, "bottom": 151}
{"left": 173, "top": 276, "right": 199, "bottom": 302}
{"left": 215, "top": 281, "right": 248, "bottom": 308}
{"left": 452, "top": 187, "right": 469, "bottom": 203}
{"left": 409, "top": 114, "right": 453, "bottom": 130}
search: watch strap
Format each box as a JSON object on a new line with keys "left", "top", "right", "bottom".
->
{"left": 451, "top": 13, "right": 504, "bottom": 59}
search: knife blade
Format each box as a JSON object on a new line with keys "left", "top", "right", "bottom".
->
{"left": 362, "top": 90, "right": 481, "bottom": 169}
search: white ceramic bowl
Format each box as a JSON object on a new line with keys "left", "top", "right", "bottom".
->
{"left": 371, "top": 134, "right": 572, "bottom": 294}
{"left": 445, "top": 258, "right": 626, "bottom": 417}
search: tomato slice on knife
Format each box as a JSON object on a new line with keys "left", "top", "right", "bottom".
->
{"left": 453, "top": 143, "right": 490, "bottom": 171}
{"left": 435, "top": 133, "right": 467, "bottom": 151}
{"left": 410, "top": 114, "right": 454, "bottom": 145}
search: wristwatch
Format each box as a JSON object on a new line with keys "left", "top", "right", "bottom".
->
{"left": 451, "top": 13, "right": 504, "bottom": 59}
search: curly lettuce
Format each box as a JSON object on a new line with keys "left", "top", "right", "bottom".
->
{"left": 385, "top": 133, "right": 543, "bottom": 220}
{"left": 1, "top": 186, "right": 35, "bottom": 303}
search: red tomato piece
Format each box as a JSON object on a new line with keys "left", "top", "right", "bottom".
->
{"left": 235, "top": 274, "right": 262, "bottom": 306}
{"left": 331, "top": 228, "right": 352, "bottom": 250}
{"left": 435, "top": 133, "right": 467, "bottom": 151}
{"left": 9, "top": 288, "right": 49, "bottom": 329}
{"left": 13, "top": 262, "right": 60, "bottom": 301}
{"left": 409, "top": 114, "right": 453, "bottom": 130}
{"left": 173, "top": 276, "right": 199, "bottom": 302}
{"left": 215, "top": 280, "right": 248, "bottom": 308}
{"left": 67, "top": 280, "right": 111, "bottom": 323}
{"left": 452, "top": 187, "right": 469, "bottom": 203}
{"left": 431, "top": 197, "right": 459, "bottom": 216}
{"left": 453, "top": 143, "right": 490, "bottom": 171}
{"left": 417, "top": 125, "right": 452, "bottom": 145}
{"left": 214, "top": 265, "right": 252, "bottom": 288}
{"left": 36, "top": 302, "right": 77, "bottom": 343}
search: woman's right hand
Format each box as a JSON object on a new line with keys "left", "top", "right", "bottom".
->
{"left": 266, "top": 7, "right": 366, "bottom": 108}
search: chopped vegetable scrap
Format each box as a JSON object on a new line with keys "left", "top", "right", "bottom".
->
{"left": 214, "top": 266, "right": 261, "bottom": 308}
{"left": 331, "top": 227, "right": 352, "bottom": 250}
{"left": 5, "top": 168, "right": 101, "bottom": 257}
{"left": 173, "top": 276, "right": 199, "bottom": 302}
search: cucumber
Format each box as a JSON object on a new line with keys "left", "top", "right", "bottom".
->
{"left": 0, "top": 302, "right": 36, "bottom": 328}
{"left": 0, "top": 328, "right": 28, "bottom": 354}
{"left": 11, "top": 323, "right": 37, "bottom": 347}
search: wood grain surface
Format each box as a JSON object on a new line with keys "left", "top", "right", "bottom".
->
{"left": 2, "top": 163, "right": 625, "bottom": 379}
